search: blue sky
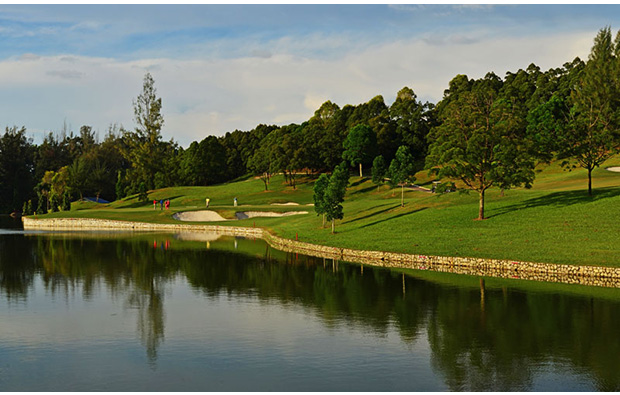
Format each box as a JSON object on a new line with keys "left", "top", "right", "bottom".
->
{"left": 0, "top": 4, "right": 619, "bottom": 146}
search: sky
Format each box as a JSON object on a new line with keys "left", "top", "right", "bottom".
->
{"left": 0, "top": 4, "right": 619, "bottom": 147}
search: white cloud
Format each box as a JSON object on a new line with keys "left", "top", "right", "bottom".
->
{"left": 46, "top": 69, "right": 85, "bottom": 80}
{"left": 0, "top": 29, "right": 596, "bottom": 147}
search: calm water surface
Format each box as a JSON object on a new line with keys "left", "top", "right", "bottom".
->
{"left": 1, "top": 216, "right": 620, "bottom": 391}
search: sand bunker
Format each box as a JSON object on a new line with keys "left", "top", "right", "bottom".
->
{"left": 173, "top": 210, "right": 308, "bottom": 222}
{"left": 172, "top": 210, "right": 228, "bottom": 222}
{"left": 235, "top": 211, "right": 308, "bottom": 220}
{"left": 270, "top": 202, "right": 300, "bottom": 206}
{"left": 606, "top": 167, "right": 620, "bottom": 172}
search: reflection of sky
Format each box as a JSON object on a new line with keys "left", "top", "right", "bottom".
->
{"left": 0, "top": 275, "right": 444, "bottom": 391}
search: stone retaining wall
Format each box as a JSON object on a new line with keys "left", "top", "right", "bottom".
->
{"left": 22, "top": 217, "right": 620, "bottom": 288}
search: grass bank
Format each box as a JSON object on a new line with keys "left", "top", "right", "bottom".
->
{"left": 34, "top": 159, "right": 620, "bottom": 267}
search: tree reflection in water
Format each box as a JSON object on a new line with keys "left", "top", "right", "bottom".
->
{"left": 0, "top": 231, "right": 620, "bottom": 390}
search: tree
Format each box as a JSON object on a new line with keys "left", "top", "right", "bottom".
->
{"left": 526, "top": 59, "right": 585, "bottom": 163}
{"left": 389, "top": 87, "right": 435, "bottom": 168}
{"left": 313, "top": 173, "right": 330, "bottom": 228}
{"left": 61, "top": 191, "right": 71, "bottom": 211}
{"left": 179, "top": 136, "right": 228, "bottom": 187}
{"left": 34, "top": 132, "right": 75, "bottom": 183}
{"left": 66, "top": 157, "right": 90, "bottom": 200}
{"left": 138, "top": 182, "right": 148, "bottom": 202}
{"left": 342, "top": 124, "right": 377, "bottom": 177}
{"left": 115, "top": 170, "right": 125, "bottom": 201}
{"left": 279, "top": 125, "right": 304, "bottom": 189}
{"left": 39, "top": 167, "right": 70, "bottom": 212}
{"left": 371, "top": 155, "right": 387, "bottom": 185}
{"left": 0, "top": 126, "right": 35, "bottom": 213}
{"left": 427, "top": 73, "right": 535, "bottom": 220}
{"left": 561, "top": 28, "right": 620, "bottom": 195}
{"left": 121, "top": 72, "right": 167, "bottom": 191}
{"left": 49, "top": 193, "right": 59, "bottom": 212}
{"left": 323, "top": 162, "right": 350, "bottom": 233}
{"left": 247, "top": 129, "right": 281, "bottom": 191}
{"left": 36, "top": 190, "right": 47, "bottom": 215}
{"left": 388, "top": 146, "right": 416, "bottom": 207}
{"left": 527, "top": 29, "right": 620, "bottom": 196}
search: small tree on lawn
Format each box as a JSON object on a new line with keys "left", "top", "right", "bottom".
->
{"left": 342, "top": 124, "right": 377, "bottom": 177}
{"left": 388, "top": 146, "right": 416, "bottom": 207}
{"left": 371, "top": 155, "right": 387, "bottom": 185}
{"left": 323, "top": 162, "right": 350, "bottom": 234}
{"left": 313, "top": 173, "right": 330, "bottom": 228}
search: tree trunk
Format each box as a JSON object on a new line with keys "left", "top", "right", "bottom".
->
{"left": 331, "top": 219, "right": 335, "bottom": 234}
{"left": 262, "top": 173, "right": 269, "bottom": 191}
{"left": 588, "top": 167, "right": 592, "bottom": 196}
{"left": 322, "top": 214, "right": 326, "bottom": 228}
{"left": 401, "top": 184, "right": 404, "bottom": 207}
{"left": 359, "top": 163, "right": 363, "bottom": 178}
{"left": 478, "top": 189, "right": 485, "bottom": 220}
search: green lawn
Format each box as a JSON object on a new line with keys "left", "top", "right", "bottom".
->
{"left": 35, "top": 159, "right": 620, "bottom": 268}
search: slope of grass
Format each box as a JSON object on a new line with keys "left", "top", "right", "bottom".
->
{"left": 35, "top": 159, "right": 620, "bottom": 267}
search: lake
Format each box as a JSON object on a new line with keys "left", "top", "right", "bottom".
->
{"left": 1, "top": 216, "right": 620, "bottom": 391}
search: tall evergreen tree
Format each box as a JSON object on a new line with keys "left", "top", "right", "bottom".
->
{"left": 121, "top": 72, "right": 167, "bottom": 191}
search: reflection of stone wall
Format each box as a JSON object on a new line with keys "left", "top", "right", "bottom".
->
{"left": 22, "top": 217, "right": 620, "bottom": 288}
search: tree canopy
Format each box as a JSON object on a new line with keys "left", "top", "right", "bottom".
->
{"left": 342, "top": 124, "right": 377, "bottom": 177}
{"left": 426, "top": 73, "right": 536, "bottom": 220}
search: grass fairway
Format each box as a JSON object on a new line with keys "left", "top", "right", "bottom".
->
{"left": 35, "top": 159, "right": 620, "bottom": 268}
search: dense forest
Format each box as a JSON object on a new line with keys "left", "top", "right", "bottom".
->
{"left": 1, "top": 27, "right": 619, "bottom": 217}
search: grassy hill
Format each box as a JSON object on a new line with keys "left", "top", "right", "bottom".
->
{"left": 36, "top": 158, "right": 620, "bottom": 267}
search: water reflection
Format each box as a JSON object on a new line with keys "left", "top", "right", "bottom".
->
{"left": 1, "top": 229, "right": 620, "bottom": 390}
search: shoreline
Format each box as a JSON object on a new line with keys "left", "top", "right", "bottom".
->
{"left": 22, "top": 217, "right": 620, "bottom": 289}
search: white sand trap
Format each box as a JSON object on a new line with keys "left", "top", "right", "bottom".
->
{"left": 271, "top": 202, "right": 300, "bottom": 206}
{"left": 173, "top": 210, "right": 228, "bottom": 222}
{"left": 235, "top": 211, "right": 308, "bottom": 220}
{"left": 174, "top": 232, "right": 222, "bottom": 242}
{"left": 606, "top": 167, "right": 620, "bottom": 172}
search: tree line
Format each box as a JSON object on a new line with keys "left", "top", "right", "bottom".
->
{"left": 1, "top": 27, "right": 619, "bottom": 220}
